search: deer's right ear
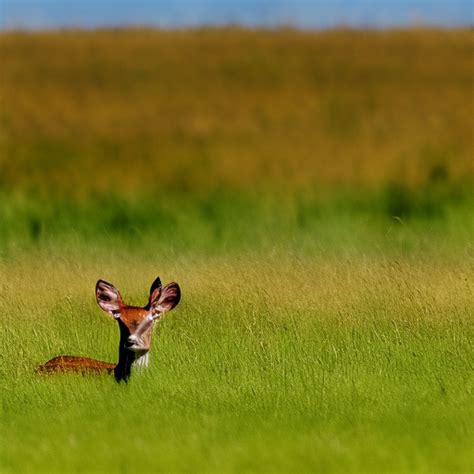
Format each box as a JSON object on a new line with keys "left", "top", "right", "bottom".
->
{"left": 96, "top": 280, "right": 122, "bottom": 317}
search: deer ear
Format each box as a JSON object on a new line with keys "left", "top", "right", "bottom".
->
{"left": 149, "top": 276, "right": 162, "bottom": 296}
{"left": 149, "top": 286, "right": 162, "bottom": 308}
{"left": 147, "top": 276, "right": 162, "bottom": 309}
{"left": 152, "top": 282, "right": 181, "bottom": 317}
{"left": 96, "top": 280, "right": 122, "bottom": 316}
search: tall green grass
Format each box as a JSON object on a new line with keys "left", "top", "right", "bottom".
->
{"left": 1, "top": 190, "right": 472, "bottom": 472}
{"left": 1, "top": 254, "right": 472, "bottom": 473}
{"left": 0, "top": 186, "right": 472, "bottom": 259}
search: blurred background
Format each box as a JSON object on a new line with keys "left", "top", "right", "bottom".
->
{"left": 0, "top": 1, "right": 472, "bottom": 258}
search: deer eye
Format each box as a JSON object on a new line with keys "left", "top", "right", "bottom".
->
{"left": 112, "top": 311, "right": 121, "bottom": 320}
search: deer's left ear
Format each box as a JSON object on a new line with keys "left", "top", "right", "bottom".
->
{"left": 96, "top": 280, "right": 123, "bottom": 316}
{"left": 152, "top": 282, "right": 181, "bottom": 317}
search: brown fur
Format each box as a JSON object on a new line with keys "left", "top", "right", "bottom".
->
{"left": 37, "top": 355, "right": 115, "bottom": 375}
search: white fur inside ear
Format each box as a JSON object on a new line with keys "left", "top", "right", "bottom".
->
{"left": 134, "top": 352, "right": 149, "bottom": 370}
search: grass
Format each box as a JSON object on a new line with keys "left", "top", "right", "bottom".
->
{"left": 0, "top": 28, "right": 473, "bottom": 473}
{"left": 0, "top": 28, "right": 472, "bottom": 195}
{"left": 1, "top": 254, "right": 473, "bottom": 473}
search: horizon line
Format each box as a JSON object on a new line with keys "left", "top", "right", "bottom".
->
{"left": 1, "top": 21, "right": 473, "bottom": 34}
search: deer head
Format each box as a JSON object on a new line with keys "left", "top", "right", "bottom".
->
{"left": 96, "top": 276, "right": 181, "bottom": 382}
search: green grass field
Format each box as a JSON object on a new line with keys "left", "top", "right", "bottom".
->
{"left": 0, "top": 28, "right": 473, "bottom": 473}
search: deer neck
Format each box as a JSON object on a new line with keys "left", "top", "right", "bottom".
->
{"left": 114, "top": 347, "right": 134, "bottom": 383}
{"left": 114, "top": 322, "right": 150, "bottom": 382}
{"left": 114, "top": 322, "right": 134, "bottom": 382}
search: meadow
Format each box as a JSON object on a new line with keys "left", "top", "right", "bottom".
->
{"left": 0, "top": 29, "right": 473, "bottom": 473}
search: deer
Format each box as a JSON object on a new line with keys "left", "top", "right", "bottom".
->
{"left": 38, "top": 276, "right": 181, "bottom": 382}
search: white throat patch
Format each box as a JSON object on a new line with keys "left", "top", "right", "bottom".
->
{"left": 134, "top": 352, "right": 149, "bottom": 370}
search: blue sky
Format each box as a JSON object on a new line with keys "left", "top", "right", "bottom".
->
{"left": 1, "top": 1, "right": 472, "bottom": 30}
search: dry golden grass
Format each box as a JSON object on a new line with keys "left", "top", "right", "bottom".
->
{"left": 1, "top": 28, "right": 472, "bottom": 197}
